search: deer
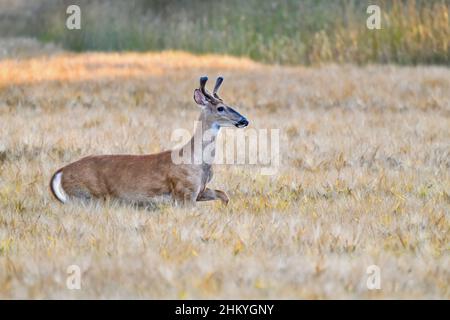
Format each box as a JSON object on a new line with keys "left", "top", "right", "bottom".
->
{"left": 49, "top": 76, "right": 249, "bottom": 206}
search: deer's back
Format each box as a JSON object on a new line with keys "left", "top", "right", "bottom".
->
{"left": 60, "top": 151, "right": 174, "bottom": 200}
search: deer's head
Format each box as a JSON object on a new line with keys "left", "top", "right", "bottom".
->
{"left": 193, "top": 76, "right": 249, "bottom": 128}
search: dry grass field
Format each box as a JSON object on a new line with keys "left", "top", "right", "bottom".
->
{"left": 0, "top": 41, "right": 449, "bottom": 299}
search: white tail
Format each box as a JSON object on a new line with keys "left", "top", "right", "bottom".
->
{"left": 50, "top": 171, "right": 67, "bottom": 203}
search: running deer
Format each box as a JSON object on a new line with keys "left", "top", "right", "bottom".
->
{"left": 50, "top": 76, "right": 249, "bottom": 206}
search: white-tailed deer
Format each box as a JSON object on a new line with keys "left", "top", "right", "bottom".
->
{"left": 50, "top": 76, "right": 249, "bottom": 206}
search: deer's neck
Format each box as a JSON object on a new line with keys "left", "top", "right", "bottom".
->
{"left": 182, "top": 113, "right": 220, "bottom": 166}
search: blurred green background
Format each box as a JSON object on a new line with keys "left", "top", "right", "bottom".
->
{"left": 0, "top": 0, "right": 449, "bottom": 65}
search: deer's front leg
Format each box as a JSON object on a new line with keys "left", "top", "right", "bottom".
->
{"left": 197, "top": 188, "right": 229, "bottom": 205}
{"left": 172, "top": 188, "right": 198, "bottom": 207}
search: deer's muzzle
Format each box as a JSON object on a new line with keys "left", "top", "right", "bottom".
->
{"left": 235, "top": 117, "right": 249, "bottom": 128}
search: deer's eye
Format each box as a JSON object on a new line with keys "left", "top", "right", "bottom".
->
{"left": 217, "top": 106, "right": 225, "bottom": 112}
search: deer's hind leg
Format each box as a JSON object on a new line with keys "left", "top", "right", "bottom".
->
{"left": 197, "top": 188, "right": 229, "bottom": 205}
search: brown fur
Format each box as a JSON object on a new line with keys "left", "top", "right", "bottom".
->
{"left": 56, "top": 152, "right": 203, "bottom": 204}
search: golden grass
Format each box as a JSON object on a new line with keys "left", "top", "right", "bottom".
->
{"left": 0, "top": 47, "right": 449, "bottom": 299}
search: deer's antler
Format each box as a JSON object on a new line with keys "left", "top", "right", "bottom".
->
{"left": 213, "top": 76, "right": 224, "bottom": 99}
{"left": 199, "top": 76, "right": 215, "bottom": 101}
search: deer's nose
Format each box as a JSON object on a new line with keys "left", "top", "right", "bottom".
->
{"left": 236, "top": 117, "right": 249, "bottom": 128}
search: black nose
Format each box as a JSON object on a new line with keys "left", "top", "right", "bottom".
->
{"left": 236, "top": 118, "right": 249, "bottom": 128}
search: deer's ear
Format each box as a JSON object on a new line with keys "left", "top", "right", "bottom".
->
{"left": 193, "top": 89, "right": 207, "bottom": 106}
